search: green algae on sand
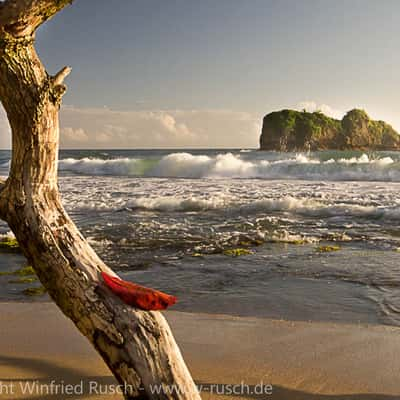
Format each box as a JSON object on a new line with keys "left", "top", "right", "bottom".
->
{"left": 22, "top": 286, "right": 47, "bottom": 296}
{"left": 316, "top": 245, "right": 341, "bottom": 253}
{"left": 0, "top": 238, "right": 20, "bottom": 253}
{"left": 8, "top": 277, "right": 38, "bottom": 284}
{"left": 223, "top": 248, "right": 254, "bottom": 257}
{"left": 0, "top": 265, "right": 45, "bottom": 296}
{"left": 0, "top": 265, "right": 36, "bottom": 277}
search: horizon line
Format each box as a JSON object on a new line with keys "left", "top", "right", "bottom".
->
{"left": 0, "top": 147, "right": 259, "bottom": 151}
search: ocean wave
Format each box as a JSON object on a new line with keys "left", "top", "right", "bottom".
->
{"left": 146, "top": 195, "right": 400, "bottom": 220}
{"left": 242, "top": 196, "right": 386, "bottom": 218}
{"left": 59, "top": 157, "right": 141, "bottom": 176}
{"left": 126, "top": 196, "right": 228, "bottom": 212}
{"left": 145, "top": 195, "right": 396, "bottom": 220}
{"left": 67, "top": 193, "right": 400, "bottom": 220}
{"left": 57, "top": 152, "right": 400, "bottom": 181}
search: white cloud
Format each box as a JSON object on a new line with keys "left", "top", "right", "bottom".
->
{"left": 0, "top": 104, "right": 261, "bottom": 149}
{"left": 60, "top": 127, "right": 89, "bottom": 145}
{"left": 296, "top": 101, "right": 345, "bottom": 120}
{"left": 59, "top": 106, "right": 260, "bottom": 149}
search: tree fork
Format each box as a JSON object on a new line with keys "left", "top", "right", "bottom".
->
{"left": 0, "top": 2, "right": 200, "bottom": 399}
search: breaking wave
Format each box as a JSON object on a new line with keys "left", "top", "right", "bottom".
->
{"left": 58, "top": 152, "right": 400, "bottom": 181}
{"left": 59, "top": 157, "right": 142, "bottom": 176}
{"left": 66, "top": 192, "right": 400, "bottom": 221}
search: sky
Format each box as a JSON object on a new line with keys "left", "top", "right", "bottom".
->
{"left": 1, "top": 0, "right": 400, "bottom": 149}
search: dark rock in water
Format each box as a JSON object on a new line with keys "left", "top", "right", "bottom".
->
{"left": 259, "top": 108, "right": 400, "bottom": 151}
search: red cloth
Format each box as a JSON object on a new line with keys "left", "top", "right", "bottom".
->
{"left": 101, "top": 272, "right": 177, "bottom": 310}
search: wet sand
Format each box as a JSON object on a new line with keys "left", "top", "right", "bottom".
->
{"left": 0, "top": 302, "right": 399, "bottom": 399}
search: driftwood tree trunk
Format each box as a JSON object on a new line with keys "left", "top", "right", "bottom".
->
{"left": 0, "top": 2, "right": 200, "bottom": 399}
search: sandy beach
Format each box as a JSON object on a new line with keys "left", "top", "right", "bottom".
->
{"left": 0, "top": 302, "right": 399, "bottom": 399}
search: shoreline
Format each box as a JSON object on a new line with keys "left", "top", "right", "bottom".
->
{"left": 0, "top": 247, "right": 396, "bottom": 327}
{"left": 0, "top": 302, "right": 399, "bottom": 399}
{"left": 0, "top": 299, "right": 392, "bottom": 329}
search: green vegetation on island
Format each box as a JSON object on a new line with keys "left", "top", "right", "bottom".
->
{"left": 260, "top": 108, "right": 400, "bottom": 151}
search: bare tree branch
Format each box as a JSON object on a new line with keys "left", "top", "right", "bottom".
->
{"left": 0, "top": 0, "right": 73, "bottom": 37}
{"left": 0, "top": 1, "right": 201, "bottom": 398}
{"left": 53, "top": 65, "right": 71, "bottom": 86}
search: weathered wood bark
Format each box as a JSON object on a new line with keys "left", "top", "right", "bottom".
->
{"left": 0, "top": 2, "right": 200, "bottom": 399}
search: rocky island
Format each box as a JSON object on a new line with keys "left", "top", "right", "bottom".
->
{"left": 260, "top": 108, "right": 400, "bottom": 151}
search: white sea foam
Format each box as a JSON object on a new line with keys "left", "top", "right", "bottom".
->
{"left": 57, "top": 152, "right": 400, "bottom": 181}
{"left": 0, "top": 231, "right": 15, "bottom": 240}
{"left": 148, "top": 153, "right": 213, "bottom": 178}
{"left": 130, "top": 195, "right": 397, "bottom": 220}
{"left": 126, "top": 196, "right": 228, "bottom": 212}
{"left": 241, "top": 196, "right": 386, "bottom": 218}
{"left": 63, "top": 188, "right": 400, "bottom": 221}
{"left": 59, "top": 157, "right": 141, "bottom": 176}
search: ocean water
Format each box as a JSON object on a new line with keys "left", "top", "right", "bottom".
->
{"left": 1, "top": 149, "right": 400, "bottom": 326}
